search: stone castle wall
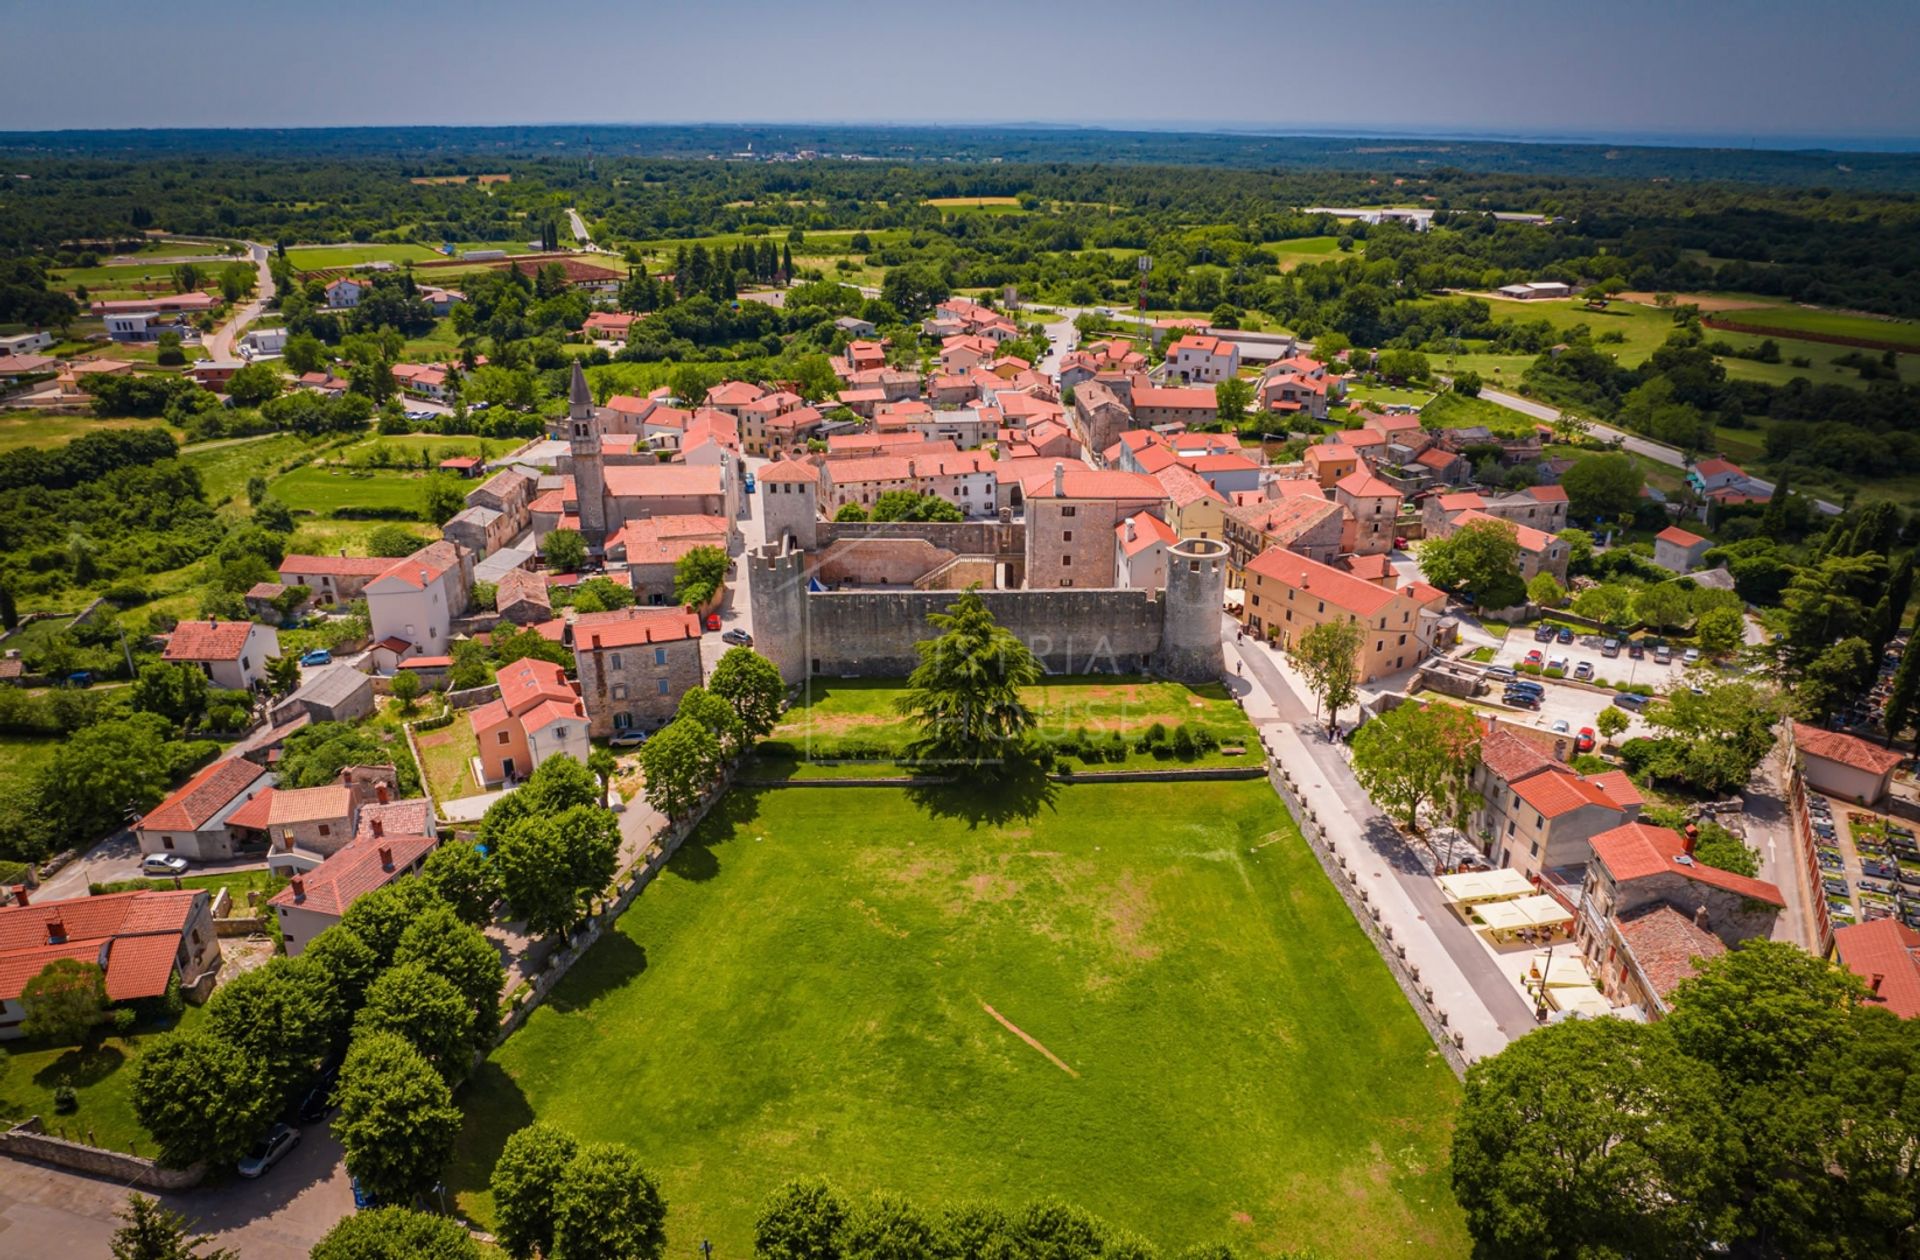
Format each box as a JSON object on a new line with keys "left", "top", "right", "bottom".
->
{"left": 800, "top": 588, "right": 1164, "bottom": 677}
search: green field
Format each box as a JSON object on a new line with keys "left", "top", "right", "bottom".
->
{"left": 1417, "top": 390, "right": 1543, "bottom": 437}
{"left": 339, "top": 432, "right": 521, "bottom": 466}
{"left": 0, "top": 412, "right": 179, "bottom": 455}
{"left": 758, "top": 676, "right": 1262, "bottom": 775}
{"left": 0, "top": 1005, "right": 208, "bottom": 1156}
{"left": 181, "top": 432, "right": 328, "bottom": 509}
{"left": 0, "top": 733, "right": 59, "bottom": 797}
{"left": 268, "top": 463, "right": 433, "bottom": 515}
{"left": 1704, "top": 305, "right": 1920, "bottom": 350}
{"left": 1270, "top": 235, "right": 1349, "bottom": 269}
{"left": 1713, "top": 330, "right": 1913, "bottom": 387}
{"left": 415, "top": 718, "right": 482, "bottom": 803}
{"left": 449, "top": 780, "right": 1464, "bottom": 1257}
{"left": 283, "top": 243, "right": 447, "bottom": 271}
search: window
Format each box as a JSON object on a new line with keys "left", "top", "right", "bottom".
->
{"left": 1061, "top": 555, "right": 1071, "bottom": 566}
{"left": 1250, "top": 594, "right": 1260, "bottom": 607}
{"left": 614, "top": 712, "right": 632, "bottom": 730}
{"left": 658, "top": 680, "right": 670, "bottom": 695}
{"left": 1060, "top": 578, "right": 1073, "bottom": 587}
{"left": 609, "top": 653, "right": 623, "bottom": 670}
{"left": 1506, "top": 821, "right": 1515, "bottom": 836}
{"left": 1062, "top": 530, "right": 1073, "bottom": 542}
{"left": 654, "top": 647, "right": 667, "bottom": 665}
{"left": 1398, "top": 634, "right": 1407, "bottom": 646}
{"left": 1061, "top": 506, "right": 1076, "bottom": 517}
{"left": 162, "top": 835, "right": 175, "bottom": 850}
{"left": 1535, "top": 814, "right": 1545, "bottom": 829}
{"left": 612, "top": 684, "right": 628, "bottom": 701}
{"left": 318, "top": 824, "right": 330, "bottom": 837}
{"left": 498, "top": 732, "right": 510, "bottom": 745}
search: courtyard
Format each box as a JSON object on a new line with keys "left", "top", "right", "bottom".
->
{"left": 449, "top": 780, "right": 1465, "bottom": 1257}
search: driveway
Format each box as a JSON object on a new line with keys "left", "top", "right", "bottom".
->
{"left": 201, "top": 243, "right": 277, "bottom": 363}
{"left": 0, "top": 1129, "right": 352, "bottom": 1260}
{"left": 34, "top": 832, "right": 270, "bottom": 905}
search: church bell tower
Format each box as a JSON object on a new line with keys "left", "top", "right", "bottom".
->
{"left": 568, "top": 361, "right": 608, "bottom": 545}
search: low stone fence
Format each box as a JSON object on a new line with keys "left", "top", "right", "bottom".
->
{"left": 215, "top": 916, "right": 270, "bottom": 938}
{"left": 444, "top": 683, "right": 501, "bottom": 711}
{"left": 0, "top": 1117, "right": 205, "bottom": 1189}
{"left": 1264, "top": 747, "right": 1469, "bottom": 1079}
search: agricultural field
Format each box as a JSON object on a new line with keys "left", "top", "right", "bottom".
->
{"left": 1703, "top": 304, "right": 1920, "bottom": 350}
{"left": 925, "top": 195, "right": 1024, "bottom": 208}
{"left": 1712, "top": 329, "right": 1913, "bottom": 387}
{"left": 449, "top": 780, "right": 1465, "bottom": 1259}
{"left": 1269, "top": 235, "right": 1351, "bottom": 269}
{"left": 181, "top": 432, "right": 329, "bottom": 510}
{"left": 268, "top": 462, "right": 432, "bottom": 515}
{"left": 756, "top": 676, "right": 1261, "bottom": 776}
{"left": 1415, "top": 389, "right": 1542, "bottom": 437}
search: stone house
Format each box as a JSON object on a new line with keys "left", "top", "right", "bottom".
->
{"left": 571, "top": 607, "right": 705, "bottom": 737}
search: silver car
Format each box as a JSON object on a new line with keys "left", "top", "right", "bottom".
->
{"left": 140, "top": 853, "right": 189, "bottom": 877}
{"left": 237, "top": 1123, "right": 300, "bottom": 1178}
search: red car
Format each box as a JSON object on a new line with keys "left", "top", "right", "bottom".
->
{"left": 1574, "top": 727, "right": 1596, "bottom": 753}
{"left": 705, "top": 613, "right": 722, "bottom": 632}
{"left": 1524, "top": 649, "right": 1543, "bottom": 666}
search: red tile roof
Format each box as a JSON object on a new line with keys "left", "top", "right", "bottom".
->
{"left": 138, "top": 759, "right": 272, "bottom": 833}
{"left": 162, "top": 620, "right": 257, "bottom": 662}
{"left": 1334, "top": 470, "right": 1401, "bottom": 500}
{"left": 1589, "top": 822, "right": 1785, "bottom": 905}
{"left": 1130, "top": 386, "right": 1217, "bottom": 411}
{"left": 373, "top": 542, "right": 460, "bottom": 591}
{"left": 607, "top": 514, "right": 729, "bottom": 564}
{"left": 268, "top": 835, "right": 436, "bottom": 918}
{"left": 1479, "top": 728, "right": 1556, "bottom": 784}
{"left": 1524, "top": 485, "right": 1570, "bottom": 503}
{"left": 1694, "top": 458, "right": 1742, "bottom": 478}
{"left": 1615, "top": 903, "right": 1726, "bottom": 1001}
{"left": 602, "top": 464, "right": 724, "bottom": 499}
{"left": 0, "top": 889, "right": 203, "bottom": 1002}
{"left": 574, "top": 606, "right": 703, "bottom": 650}
{"left": 1656, "top": 526, "right": 1706, "bottom": 547}
{"left": 1244, "top": 548, "right": 1404, "bottom": 618}
{"left": 1834, "top": 919, "right": 1920, "bottom": 1019}
{"left": 1116, "top": 511, "right": 1177, "bottom": 557}
{"left": 280, "top": 554, "right": 396, "bottom": 580}
{"left": 1793, "top": 723, "right": 1906, "bottom": 776}
{"left": 1587, "top": 769, "right": 1645, "bottom": 809}
{"left": 1023, "top": 467, "right": 1169, "bottom": 502}
{"left": 1510, "top": 768, "right": 1628, "bottom": 820}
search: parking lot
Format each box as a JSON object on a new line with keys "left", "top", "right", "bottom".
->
{"left": 1490, "top": 624, "right": 1693, "bottom": 695}
{"left": 1817, "top": 796, "right": 1920, "bottom": 933}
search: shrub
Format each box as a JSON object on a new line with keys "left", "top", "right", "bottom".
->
{"left": 1172, "top": 724, "right": 1197, "bottom": 759}
{"left": 53, "top": 1086, "right": 77, "bottom": 1113}
{"left": 1544, "top": 667, "right": 1566, "bottom": 679}
{"left": 1103, "top": 732, "right": 1127, "bottom": 762}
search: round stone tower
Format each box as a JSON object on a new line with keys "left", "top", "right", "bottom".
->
{"left": 1156, "top": 537, "right": 1229, "bottom": 682}
{"left": 747, "top": 542, "right": 809, "bottom": 685}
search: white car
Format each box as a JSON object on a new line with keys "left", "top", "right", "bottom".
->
{"left": 140, "top": 853, "right": 189, "bottom": 877}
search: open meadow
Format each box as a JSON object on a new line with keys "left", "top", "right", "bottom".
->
{"left": 448, "top": 780, "right": 1465, "bottom": 1259}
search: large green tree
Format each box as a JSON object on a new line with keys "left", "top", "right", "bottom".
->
{"left": 1349, "top": 702, "right": 1482, "bottom": 840}
{"left": 418, "top": 840, "right": 502, "bottom": 926}
{"left": 708, "top": 646, "right": 786, "bottom": 743}
{"left": 895, "top": 589, "right": 1041, "bottom": 771}
{"left": 1641, "top": 677, "right": 1783, "bottom": 793}
{"left": 393, "top": 904, "right": 505, "bottom": 1052}
{"left": 1294, "top": 617, "right": 1362, "bottom": 737}
{"left": 109, "top": 1194, "right": 236, "bottom": 1260}
{"left": 638, "top": 716, "right": 721, "bottom": 820}
{"left": 491, "top": 1123, "right": 581, "bottom": 1260}
{"left": 1417, "top": 518, "right": 1525, "bottom": 612}
{"left": 1452, "top": 1017, "right": 1738, "bottom": 1259}
{"left": 337, "top": 876, "right": 445, "bottom": 968}
{"left": 309, "top": 1207, "right": 480, "bottom": 1260}
{"left": 754, "top": 1177, "right": 847, "bottom": 1260}
{"left": 354, "top": 963, "right": 474, "bottom": 1083}
{"left": 478, "top": 754, "right": 601, "bottom": 846}
{"left": 1560, "top": 452, "right": 1644, "bottom": 520}
{"left": 1664, "top": 939, "right": 1867, "bottom": 1090}
{"left": 672, "top": 544, "right": 730, "bottom": 607}
{"left": 552, "top": 1142, "right": 669, "bottom": 1260}
{"left": 494, "top": 805, "right": 623, "bottom": 939}
{"left": 204, "top": 956, "right": 338, "bottom": 1096}
{"left": 21, "top": 957, "right": 107, "bottom": 1044}
{"left": 332, "top": 1031, "right": 464, "bottom": 1206}
{"left": 132, "top": 1030, "right": 278, "bottom": 1169}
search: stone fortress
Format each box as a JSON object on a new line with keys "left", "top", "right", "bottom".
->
{"left": 748, "top": 530, "right": 1227, "bottom": 685}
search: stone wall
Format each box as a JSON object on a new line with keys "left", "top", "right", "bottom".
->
{"left": 916, "top": 556, "right": 1000, "bottom": 590}
{"left": 812, "top": 538, "right": 954, "bottom": 587}
{"left": 0, "top": 1117, "right": 205, "bottom": 1189}
{"left": 801, "top": 588, "right": 1163, "bottom": 676}
{"left": 818, "top": 518, "right": 1023, "bottom": 559}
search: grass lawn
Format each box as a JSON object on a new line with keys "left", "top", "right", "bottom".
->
{"left": 1346, "top": 384, "right": 1438, "bottom": 410}
{"left": 283, "top": 243, "right": 447, "bottom": 271}
{"left": 1705, "top": 305, "right": 1920, "bottom": 350}
{"left": 0, "top": 412, "right": 180, "bottom": 456}
{"left": 181, "top": 432, "right": 323, "bottom": 510}
{"left": 416, "top": 719, "right": 482, "bottom": 804}
{"left": 1270, "top": 236, "right": 1350, "bottom": 269}
{"left": 339, "top": 432, "right": 520, "bottom": 465}
{"left": 0, "top": 1004, "right": 208, "bottom": 1156}
{"left": 268, "top": 463, "right": 431, "bottom": 515}
{"left": 1417, "top": 390, "right": 1544, "bottom": 437}
{"left": 448, "top": 781, "right": 1464, "bottom": 1257}
{"left": 758, "top": 676, "right": 1262, "bottom": 775}
{"left": 925, "top": 196, "right": 1024, "bottom": 208}
{"left": 1711, "top": 329, "right": 1913, "bottom": 388}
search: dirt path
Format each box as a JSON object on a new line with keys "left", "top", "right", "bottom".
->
{"left": 978, "top": 998, "right": 1079, "bottom": 1077}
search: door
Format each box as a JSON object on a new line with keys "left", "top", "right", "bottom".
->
{"left": 502, "top": 757, "right": 515, "bottom": 781}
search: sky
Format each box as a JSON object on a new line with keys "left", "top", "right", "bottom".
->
{"left": 5, "top": 0, "right": 1917, "bottom": 147}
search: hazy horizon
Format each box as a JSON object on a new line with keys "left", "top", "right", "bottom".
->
{"left": 5, "top": 0, "right": 1916, "bottom": 145}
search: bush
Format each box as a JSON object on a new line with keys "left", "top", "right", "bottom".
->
{"left": 1618, "top": 737, "right": 1662, "bottom": 774}
{"left": 1103, "top": 732, "right": 1127, "bottom": 762}
{"left": 1172, "top": 724, "right": 1197, "bottom": 759}
{"left": 1544, "top": 667, "right": 1566, "bottom": 679}
{"left": 53, "top": 1086, "right": 77, "bottom": 1113}
{"left": 109, "top": 1006, "right": 138, "bottom": 1034}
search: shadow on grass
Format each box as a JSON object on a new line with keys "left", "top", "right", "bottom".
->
{"left": 447, "top": 1058, "right": 537, "bottom": 1217}
{"left": 546, "top": 930, "right": 649, "bottom": 1015}
{"left": 904, "top": 758, "right": 1059, "bottom": 829}
{"left": 33, "top": 1041, "right": 125, "bottom": 1089}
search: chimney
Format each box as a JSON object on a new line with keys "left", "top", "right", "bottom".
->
{"left": 291, "top": 876, "right": 306, "bottom": 902}
{"left": 379, "top": 845, "right": 394, "bottom": 871}
{"left": 340, "top": 548, "right": 348, "bottom": 558}
{"left": 1053, "top": 461, "right": 1065, "bottom": 497}
{"left": 11, "top": 884, "right": 27, "bottom": 907}
{"left": 370, "top": 818, "right": 384, "bottom": 839}
{"left": 592, "top": 633, "right": 602, "bottom": 650}
{"left": 1693, "top": 904, "right": 1711, "bottom": 930}
{"left": 1124, "top": 519, "right": 1136, "bottom": 543}
{"left": 1872, "top": 973, "right": 1886, "bottom": 995}
{"left": 375, "top": 782, "right": 389, "bottom": 805}
{"left": 1683, "top": 825, "right": 1698, "bottom": 856}
{"left": 45, "top": 915, "right": 67, "bottom": 945}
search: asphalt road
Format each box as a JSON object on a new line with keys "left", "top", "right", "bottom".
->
{"left": 200, "top": 242, "right": 276, "bottom": 363}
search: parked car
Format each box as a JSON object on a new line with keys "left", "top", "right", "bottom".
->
{"left": 1653, "top": 645, "right": 1672, "bottom": 664}
{"left": 743, "top": 473, "right": 757, "bottom": 494}
{"left": 1503, "top": 690, "right": 1541, "bottom": 710}
{"left": 1601, "top": 639, "right": 1620, "bottom": 658}
{"left": 140, "top": 853, "right": 189, "bottom": 877}
{"left": 1556, "top": 627, "right": 1574, "bottom": 644}
{"left": 1486, "top": 664, "right": 1516, "bottom": 680}
{"left": 609, "top": 731, "right": 649, "bottom": 749}
{"left": 1533, "top": 625, "right": 1555, "bottom": 643}
{"left": 1575, "top": 727, "right": 1596, "bottom": 753}
{"left": 1551, "top": 719, "right": 1571, "bottom": 734}
{"left": 297, "top": 1069, "right": 338, "bottom": 1124}
{"left": 1628, "top": 641, "right": 1645, "bottom": 659}
{"left": 721, "top": 628, "right": 754, "bottom": 646}
{"left": 1613, "top": 693, "right": 1649, "bottom": 711}
{"left": 1524, "top": 649, "right": 1544, "bottom": 666}
{"left": 1683, "top": 648, "right": 1702, "bottom": 665}
{"left": 299, "top": 648, "right": 333, "bottom": 667}
{"left": 1546, "top": 656, "right": 1568, "bottom": 673}
{"left": 238, "top": 1124, "right": 300, "bottom": 1178}
{"left": 705, "top": 614, "right": 722, "bottom": 632}
{"left": 1507, "top": 680, "right": 1545, "bottom": 696}
{"left": 1573, "top": 662, "right": 1595, "bottom": 681}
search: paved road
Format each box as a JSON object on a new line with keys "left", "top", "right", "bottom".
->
{"left": 565, "top": 208, "right": 593, "bottom": 249}
{"left": 1477, "top": 385, "right": 1841, "bottom": 516}
{"left": 201, "top": 242, "right": 276, "bottom": 363}
{"left": 0, "top": 1129, "right": 352, "bottom": 1260}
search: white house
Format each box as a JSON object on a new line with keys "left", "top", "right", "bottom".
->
{"left": 135, "top": 759, "right": 277, "bottom": 861}
{"left": 161, "top": 619, "right": 281, "bottom": 690}
{"left": 1114, "top": 510, "right": 1176, "bottom": 591}
{"left": 364, "top": 541, "right": 473, "bottom": 666}
{"left": 1164, "top": 334, "right": 1242, "bottom": 384}
{"left": 324, "top": 277, "right": 368, "bottom": 309}
{"left": 1794, "top": 722, "right": 1905, "bottom": 807}
{"left": 239, "top": 327, "right": 288, "bottom": 357}
{"left": 0, "top": 331, "right": 54, "bottom": 356}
